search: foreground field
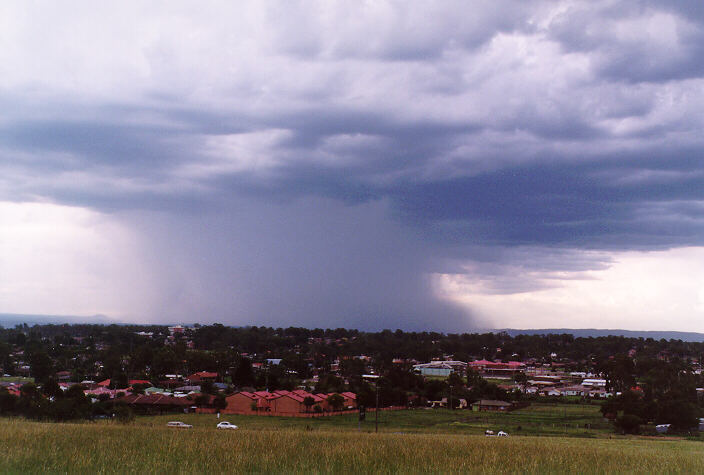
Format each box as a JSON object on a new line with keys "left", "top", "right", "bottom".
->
{"left": 1, "top": 418, "right": 703, "bottom": 473}
{"left": 137, "top": 404, "right": 614, "bottom": 438}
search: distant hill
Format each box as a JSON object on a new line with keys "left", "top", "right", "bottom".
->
{"left": 0, "top": 313, "right": 113, "bottom": 328}
{"left": 497, "top": 328, "right": 704, "bottom": 342}
{"left": 2, "top": 314, "right": 703, "bottom": 342}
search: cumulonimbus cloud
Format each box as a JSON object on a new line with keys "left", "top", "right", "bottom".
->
{"left": 2, "top": 1, "right": 704, "bottom": 330}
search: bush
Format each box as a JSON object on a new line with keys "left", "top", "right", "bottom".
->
{"left": 113, "top": 405, "right": 135, "bottom": 424}
{"left": 615, "top": 414, "right": 642, "bottom": 434}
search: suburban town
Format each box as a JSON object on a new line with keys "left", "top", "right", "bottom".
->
{"left": 5, "top": 1, "right": 704, "bottom": 471}
{"left": 1, "top": 323, "right": 703, "bottom": 435}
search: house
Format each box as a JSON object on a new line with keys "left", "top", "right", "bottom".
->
{"left": 560, "top": 385, "right": 586, "bottom": 397}
{"left": 340, "top": 391, "right": 358, "bottom": 409}
{"left": 429, "top": 397, "right": 448, "bottom": 408}
{"left": 116, "top": 393, "right": 192, "bottom": 414}
{"left": 84, "top": 386, "right": 128, "bottom": 399}
{"left": 224, "top": 389, "right": 356, "bottom": 415}
{"left": 471, "top": 400, "right": 513, "bottom": 412}
{"left": 187, "top": 371, "right": 218, "bottom": 384}
{"left": 469, "top": 360, "right": 526, "bottom": 376}
{"left": 268, "top": 391, "right": 320, "bottom": 413}
{"left": 413, "top": 361, "right": 467, "bottom": 377}
{"left": 224, "top": 391, "right": 261, "bottom": 413}
{"left": 55, "top": 370, "right": 72, "bottom": 382}
{"left": 174, "top": 385, "right": 201, "bottom": 393}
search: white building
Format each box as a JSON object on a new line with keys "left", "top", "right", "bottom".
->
{"left": 581, "top": 378, "right": 607, "bottom": 387}
{"left": 413, "top": 361, "right": 467, "bottom": 377}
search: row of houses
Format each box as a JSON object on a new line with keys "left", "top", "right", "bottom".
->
{"left": 223, "top": 389, "right": 357, "bottom": 415}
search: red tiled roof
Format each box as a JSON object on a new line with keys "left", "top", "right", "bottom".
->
{"left": 469, "top": 360, "right": 493, "bottom": 365}
{"left": 188, "top": 371, "right": 218, "bottom": 380}
{"left": 284, "top": 390, "right": 323, "bottom": 403}
{"left": 97, "top": 379, "right": 110, "bottom": 387}
{"left": 236, "top": 391, "right": 258, "bottom": 400}
{"left": 341, "top": 392, "right": 357, "bottom": 400}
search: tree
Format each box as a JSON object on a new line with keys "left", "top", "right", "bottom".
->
{"left": 201, "top": 380, "right": 215, "bottom": 395}
{"left": 150, "top": 348, "right": 181, "bottom": 379}
{"left": 447, "top": 371, "right": 464, "bottom": 389}
{"left": 109, "top": 372, "right": 129, "bottom": 390}
{"left": 0, "top": 389, "right": 17, "bottom": 414}
{"left": 28, "top": 351, "right": 53, "bottom": 384}
{"left": 42, "top": 378, "right": 62, "bottom": 400}
{"left": 233, "top": 358, "right": 255, "bottom": 388}
{"left": 656, "top": 399, "right": 698, "bottom": 432}
{"left": 614, "top": 414, "right": 642, "bottom": 434}
{"left": 327, "top": 393, "right": 344, "bottom": 412}
{"left": 114, "top": 404, "right": 135, "bottom": 424}
{"left": 131, "top": 383, "right": 150, "bottom": 395}
{"left": 303, "top": 396, "right": 315, "bottom": 413}
{"left": 214, "top": 395, "right": 228, "bottom": 411}
{"left": 194, "top": 394, "right": 211, "bottom": 406}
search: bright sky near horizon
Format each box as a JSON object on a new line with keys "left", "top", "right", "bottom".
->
{"left": 2, "top": 1, "right": 704, "bottom": 331}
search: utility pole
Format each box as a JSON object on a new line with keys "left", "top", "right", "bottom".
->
{"left": 375, "top": 382, "right": 379, "bottom": 433}
{"left": 363, "top": 374, "right": 380, "bottom": 434}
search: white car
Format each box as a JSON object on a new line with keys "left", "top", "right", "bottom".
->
{"left": 497, "top": 431, "right": 509, "bottom": 437}
{"left": 217, "top": 422, "right": 238, "bottom": 430}
{"left": 166, "top": 421, "right": 193, "bottom": 429}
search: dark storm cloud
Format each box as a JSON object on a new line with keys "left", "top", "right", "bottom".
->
{"left": 547, "top": 1, "right": 704, "bottom": 83}
{"left": 128, "top": 199, "right": 478, "bottom": 331}
{"left": 3, "top": 1, "right": 704, "bottom": 328}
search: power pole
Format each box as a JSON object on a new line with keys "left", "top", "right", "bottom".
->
{"left": 375, "top": 383, "right": 379, "bottom": 433}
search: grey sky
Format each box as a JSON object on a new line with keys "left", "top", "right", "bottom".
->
{"left": 2, "top": 1, "right": 704, "bottom": 331}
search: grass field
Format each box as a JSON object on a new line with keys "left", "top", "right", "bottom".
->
{"left": 0, "top": 376, "right": 33, "bottom": 383}
{"left": 131, "top": 404, "right": 614, "bottom": 438}
{"left": 1, "top": 415, "right": 702, "bottom": 473}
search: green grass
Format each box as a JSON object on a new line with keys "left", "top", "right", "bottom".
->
{"left": 1, "top": 417, "right": 702, "bottom": 473}
{"left": 132, "top": 403, "right": 612, "bottom": 438}
{"left": 0, "top": 376, "right": 34, "bottom": 383}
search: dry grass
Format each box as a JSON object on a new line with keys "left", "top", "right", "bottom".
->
{"left": 0, "top": 418, "right": 702, "bottom": 473}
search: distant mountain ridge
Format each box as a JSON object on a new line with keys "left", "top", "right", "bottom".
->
{"left": 2, "top": 313, "right": 703, "bottom": 342}
{"left": 0, "top": 313, "right": 112, "bottom": 327}
{"left": 497, "top": 328, "right": 704, "bottom": 342}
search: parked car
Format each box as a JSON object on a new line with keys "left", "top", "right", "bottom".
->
{"left": 217, "top": 422, "right": 238, "bottom": 430}
{"left": 497, "top": 431, "right": 509, "bottom": 437}
{"left": 166, "top": 421, "right": 192, "bottom": 429}
{"left": 484, "top": 430, "right": 494, "bottom": 436}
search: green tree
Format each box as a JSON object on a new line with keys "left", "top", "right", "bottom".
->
{"left": 614, "top": 414, "right": 642, "bottom": 434}
{"left": 28, "top": 351, "right": 53, "bottom": 384}
{"left": 42, "top": 377, "right": 62, "bottom": 400}
{"left": 303, "top": 396, "right": 315, "bottom": 412}
{"left": 327, "top": 393, "right": 345, "bottom": 411}
{"left": 233, "top": 358, "right": 255, "bottom": 387}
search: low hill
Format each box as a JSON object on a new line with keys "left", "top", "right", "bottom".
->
{"left": 498, "top": 328, "right": 704, "bottom": 342}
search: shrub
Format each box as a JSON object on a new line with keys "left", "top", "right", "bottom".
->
{"left": 615, "top": 414, "right": 642, "bottom": 434}
{"left": 113, "top": 405, "right": 135, "bottom": 424}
